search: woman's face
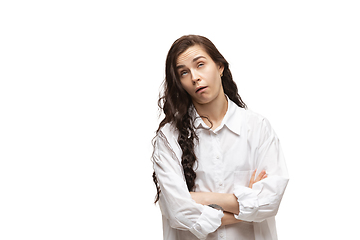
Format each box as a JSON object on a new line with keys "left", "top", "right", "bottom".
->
{"left": 176, "top": 45, "right": 224, "bottom": 105}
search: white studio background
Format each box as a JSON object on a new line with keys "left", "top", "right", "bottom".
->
{"left": 1, "top": 1, "right": 359, "bottom": 239}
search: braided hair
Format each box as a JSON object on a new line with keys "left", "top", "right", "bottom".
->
{"left": 152, "top": 35, "right": 246, "bottom": 203}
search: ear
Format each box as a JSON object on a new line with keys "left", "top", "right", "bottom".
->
{"left": 218, "top": 64, "right": 224, "bottom": 76}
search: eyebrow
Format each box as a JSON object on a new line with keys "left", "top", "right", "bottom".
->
{"left": 176, "top": 56, "right": 207, "bottom": 69}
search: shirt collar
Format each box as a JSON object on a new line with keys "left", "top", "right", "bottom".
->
{"left": 192, "top": 95, "right": 242, "bottom": 136}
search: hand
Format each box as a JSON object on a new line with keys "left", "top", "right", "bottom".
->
{"left": 249, "top": 169, "right": 267, "bottom": 189}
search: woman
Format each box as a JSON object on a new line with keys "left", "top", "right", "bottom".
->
{"left": 152, "top": 35, "right": 289, "bottom": 240}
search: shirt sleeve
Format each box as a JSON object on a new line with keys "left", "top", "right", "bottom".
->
{"left": 153, "top": 126, "right": 224, "bottom": 239}
{"left": 233, "top": 117, "right": 289, "bottom": 222}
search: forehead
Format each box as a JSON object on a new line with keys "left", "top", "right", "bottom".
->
{"left": 176, "top": 45, "right": 209, "bottom": 65}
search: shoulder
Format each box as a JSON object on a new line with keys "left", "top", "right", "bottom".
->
{"left": 156, "top": 123, "right": 181, "bottom": 152}
{"left": 233, "top": 105, "right": 266, "bottom": 125}
{"left": 226, "top": 101, "right": 271, "bottom": 136}
{"left": 158, "top": 122, "right": 179, "bottom": 140}
{"left": 229, "top": 99, "right": 266, "bottom": 124}
{"left": 239, "top": 108, "right": 274, "bottom": 135}
{"left": 243, "top": 109, "right": 267, "bottom": 124}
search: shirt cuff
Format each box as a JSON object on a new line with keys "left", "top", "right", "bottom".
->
{"left": 189, "top": 206, "right": 224, "bottom": 239}
{"left": 233, "top": 185, "right": 260, "bottom": 221}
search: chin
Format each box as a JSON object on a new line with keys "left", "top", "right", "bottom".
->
{"left": 192, "top": 96, "right": 214, "bottom": 105}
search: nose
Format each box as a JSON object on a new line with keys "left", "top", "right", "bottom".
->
{"left": 191, "top": 71, "right": 201, "bottom": 84}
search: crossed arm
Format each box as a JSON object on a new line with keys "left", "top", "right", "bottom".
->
{"left": 190, "top": 170, "right": 267, "bottom": 226}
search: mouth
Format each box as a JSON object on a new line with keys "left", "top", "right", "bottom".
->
{"left": 195, "top": 86, "right": 207, "bottom": 93}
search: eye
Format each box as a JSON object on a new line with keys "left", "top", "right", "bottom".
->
{"left": 198, "top": 62, "right": 204, "bottom": 68}
{"left": 180, "top": 70, "right": 188, "bottom": 77}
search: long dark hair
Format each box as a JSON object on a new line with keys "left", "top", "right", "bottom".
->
{"left": 152, "top": 35, "right": 247, "bottom": 203}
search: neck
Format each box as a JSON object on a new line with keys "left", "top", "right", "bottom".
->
{"left": 193, "top": 92, "right": 228, "bottom": 130}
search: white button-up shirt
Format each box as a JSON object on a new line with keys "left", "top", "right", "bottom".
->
{"left": 153, "top": 98, "right": 289, "bottom": 240}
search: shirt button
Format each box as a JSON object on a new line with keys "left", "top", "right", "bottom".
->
{"left": 219, "top": 182, "right": 223, "bottom": 186}
{"left": 216, "top": 155, "right": 220, "bottom": 159}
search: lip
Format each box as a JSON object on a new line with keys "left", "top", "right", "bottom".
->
{"left": 195, "top": 86, "right": 208, "bottom": 93}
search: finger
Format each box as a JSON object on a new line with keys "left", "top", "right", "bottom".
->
{"left": 251, "top": 169, "right": 257, "bottom": 181}
{"left": 255, "top": 170, "right": 266, "bottom": 182}
{"left": 249, "top": 169, "right": 257, "bottom": 188}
